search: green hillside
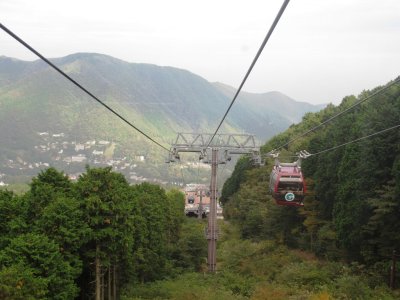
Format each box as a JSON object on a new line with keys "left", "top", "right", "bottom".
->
{"left": 222, "top": 77, "right": 400, "bottom": 265}
{"left": 214, "top": 82, "right": 326, "bottom": 139}
{"left": 1, "top": 68, "right": 398, "bottom": 297}
{"left": 0, "top": 53, "right": 323, "bottom": 186}
{"left": 122, "top": 221, "right": 398, "bottom": 300}
{"left": 2, "top": 167, "right": 398, "bottom": 299}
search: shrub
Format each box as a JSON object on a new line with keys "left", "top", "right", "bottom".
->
{"left": 275, "top": 261, "right": 333, "bottom": 289}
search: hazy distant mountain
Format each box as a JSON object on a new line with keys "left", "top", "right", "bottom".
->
{"left": 213, "top": 82, "right": 325, "bottom": 140}
{"left": 0, "top": 53, "right": 324, "bottom": 184}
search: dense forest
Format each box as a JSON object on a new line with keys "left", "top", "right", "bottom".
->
{"left": 1, "top": 78, "right": 399, "bottom": 299}
{"left": 221, "top": 78, "right": 400, "bottom": 286}
{"left": 0, "top": 166, "right": 207, "bottom": 299}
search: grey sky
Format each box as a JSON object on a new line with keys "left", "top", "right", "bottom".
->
{"left": 1, "top": 0, "right": 399, "bottom": 104}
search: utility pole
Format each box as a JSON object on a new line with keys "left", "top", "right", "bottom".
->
{"left": 166, "top": 133, "right": 261, "bottom": 273}
{"left": 206, "top": 148, "right": 218, "bottom": 272}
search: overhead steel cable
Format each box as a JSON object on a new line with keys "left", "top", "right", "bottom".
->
{"left": 309, "top": 123, "right": 400, "bottom": 156}
{"left": 273, "top": 77, "right": 400, "bottom": 151}
{"left": 0, "top": 23, "right": 170, "bottom": 152}
{"left": 206, "top": 0, "right": 291, "bottom": 148}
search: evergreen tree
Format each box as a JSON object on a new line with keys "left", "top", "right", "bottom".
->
{"left": 75, "top": 166, "right": 134, "bottom": 299}
{"left": 0, "top": 233, "right": 79, "bottom": 299}
{"left": 130, "top": 183, "right": 169, "bottom": 282}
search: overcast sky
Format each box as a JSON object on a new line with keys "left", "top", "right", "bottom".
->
{"left": 1, "top": 0, "right": 399, "bottom": 104}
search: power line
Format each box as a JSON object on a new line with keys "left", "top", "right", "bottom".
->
{"left": 207, "top": 0, "right": 291, "bottom": 148}
{"left": 310, "top": 123, "right": 400, "bottom": 156}
{"left": 0, "top": 23, "right": 170, "bottom": 152}
{"left": 274, "top": 77, "right": 400, "bottom": 151}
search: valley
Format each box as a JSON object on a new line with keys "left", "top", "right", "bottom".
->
{"left": 0, "top": 53, "right": 323, "bottom": 188}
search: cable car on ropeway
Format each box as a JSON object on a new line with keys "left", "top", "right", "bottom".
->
{"left": 268, "top": 151, "right": 310, "bottom": 207}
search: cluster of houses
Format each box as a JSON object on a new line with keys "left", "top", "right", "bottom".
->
{"left": 1, "top": 132, "right": 206, "bottom": 188}
{"left": 1, "top": 132, "right": 148, "bottom": 185}
{"left": 4, "top": 159, "right": 50, "bottom": 170}
{"left": 35, "top": 131, "right": 146, "bottom": 166}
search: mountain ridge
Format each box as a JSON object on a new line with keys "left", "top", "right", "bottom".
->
{"left": 0, "top": 53, "right": 324, "bottom": 184}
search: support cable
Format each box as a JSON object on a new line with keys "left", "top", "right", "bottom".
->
{"left": 274, "top": 77, "right": 400, "bottom": 151}
{"left": 309, "top": 124, "right": 400, "bottom": 156}
{"left": 0, "top": 23, "right": 170, "bottom": 152}
{"left": 207, "top": 0, "right": 291, "bottom": 147}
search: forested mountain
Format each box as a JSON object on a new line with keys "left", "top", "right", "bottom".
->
{"left": 1, "top": 73, "right": 399, "bottom": 298}
{"left": 213, "top": 82, "right": 325, "bottom": 138}
{"left": 0, "top": 53, "right": 323, "bottom": 185}
{"left": 222, "top": 77, "right": 400, "bottom": 264}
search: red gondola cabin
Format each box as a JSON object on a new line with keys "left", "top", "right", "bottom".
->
{"left": 269, "top": 162, "right": 306, "bottom": 207}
